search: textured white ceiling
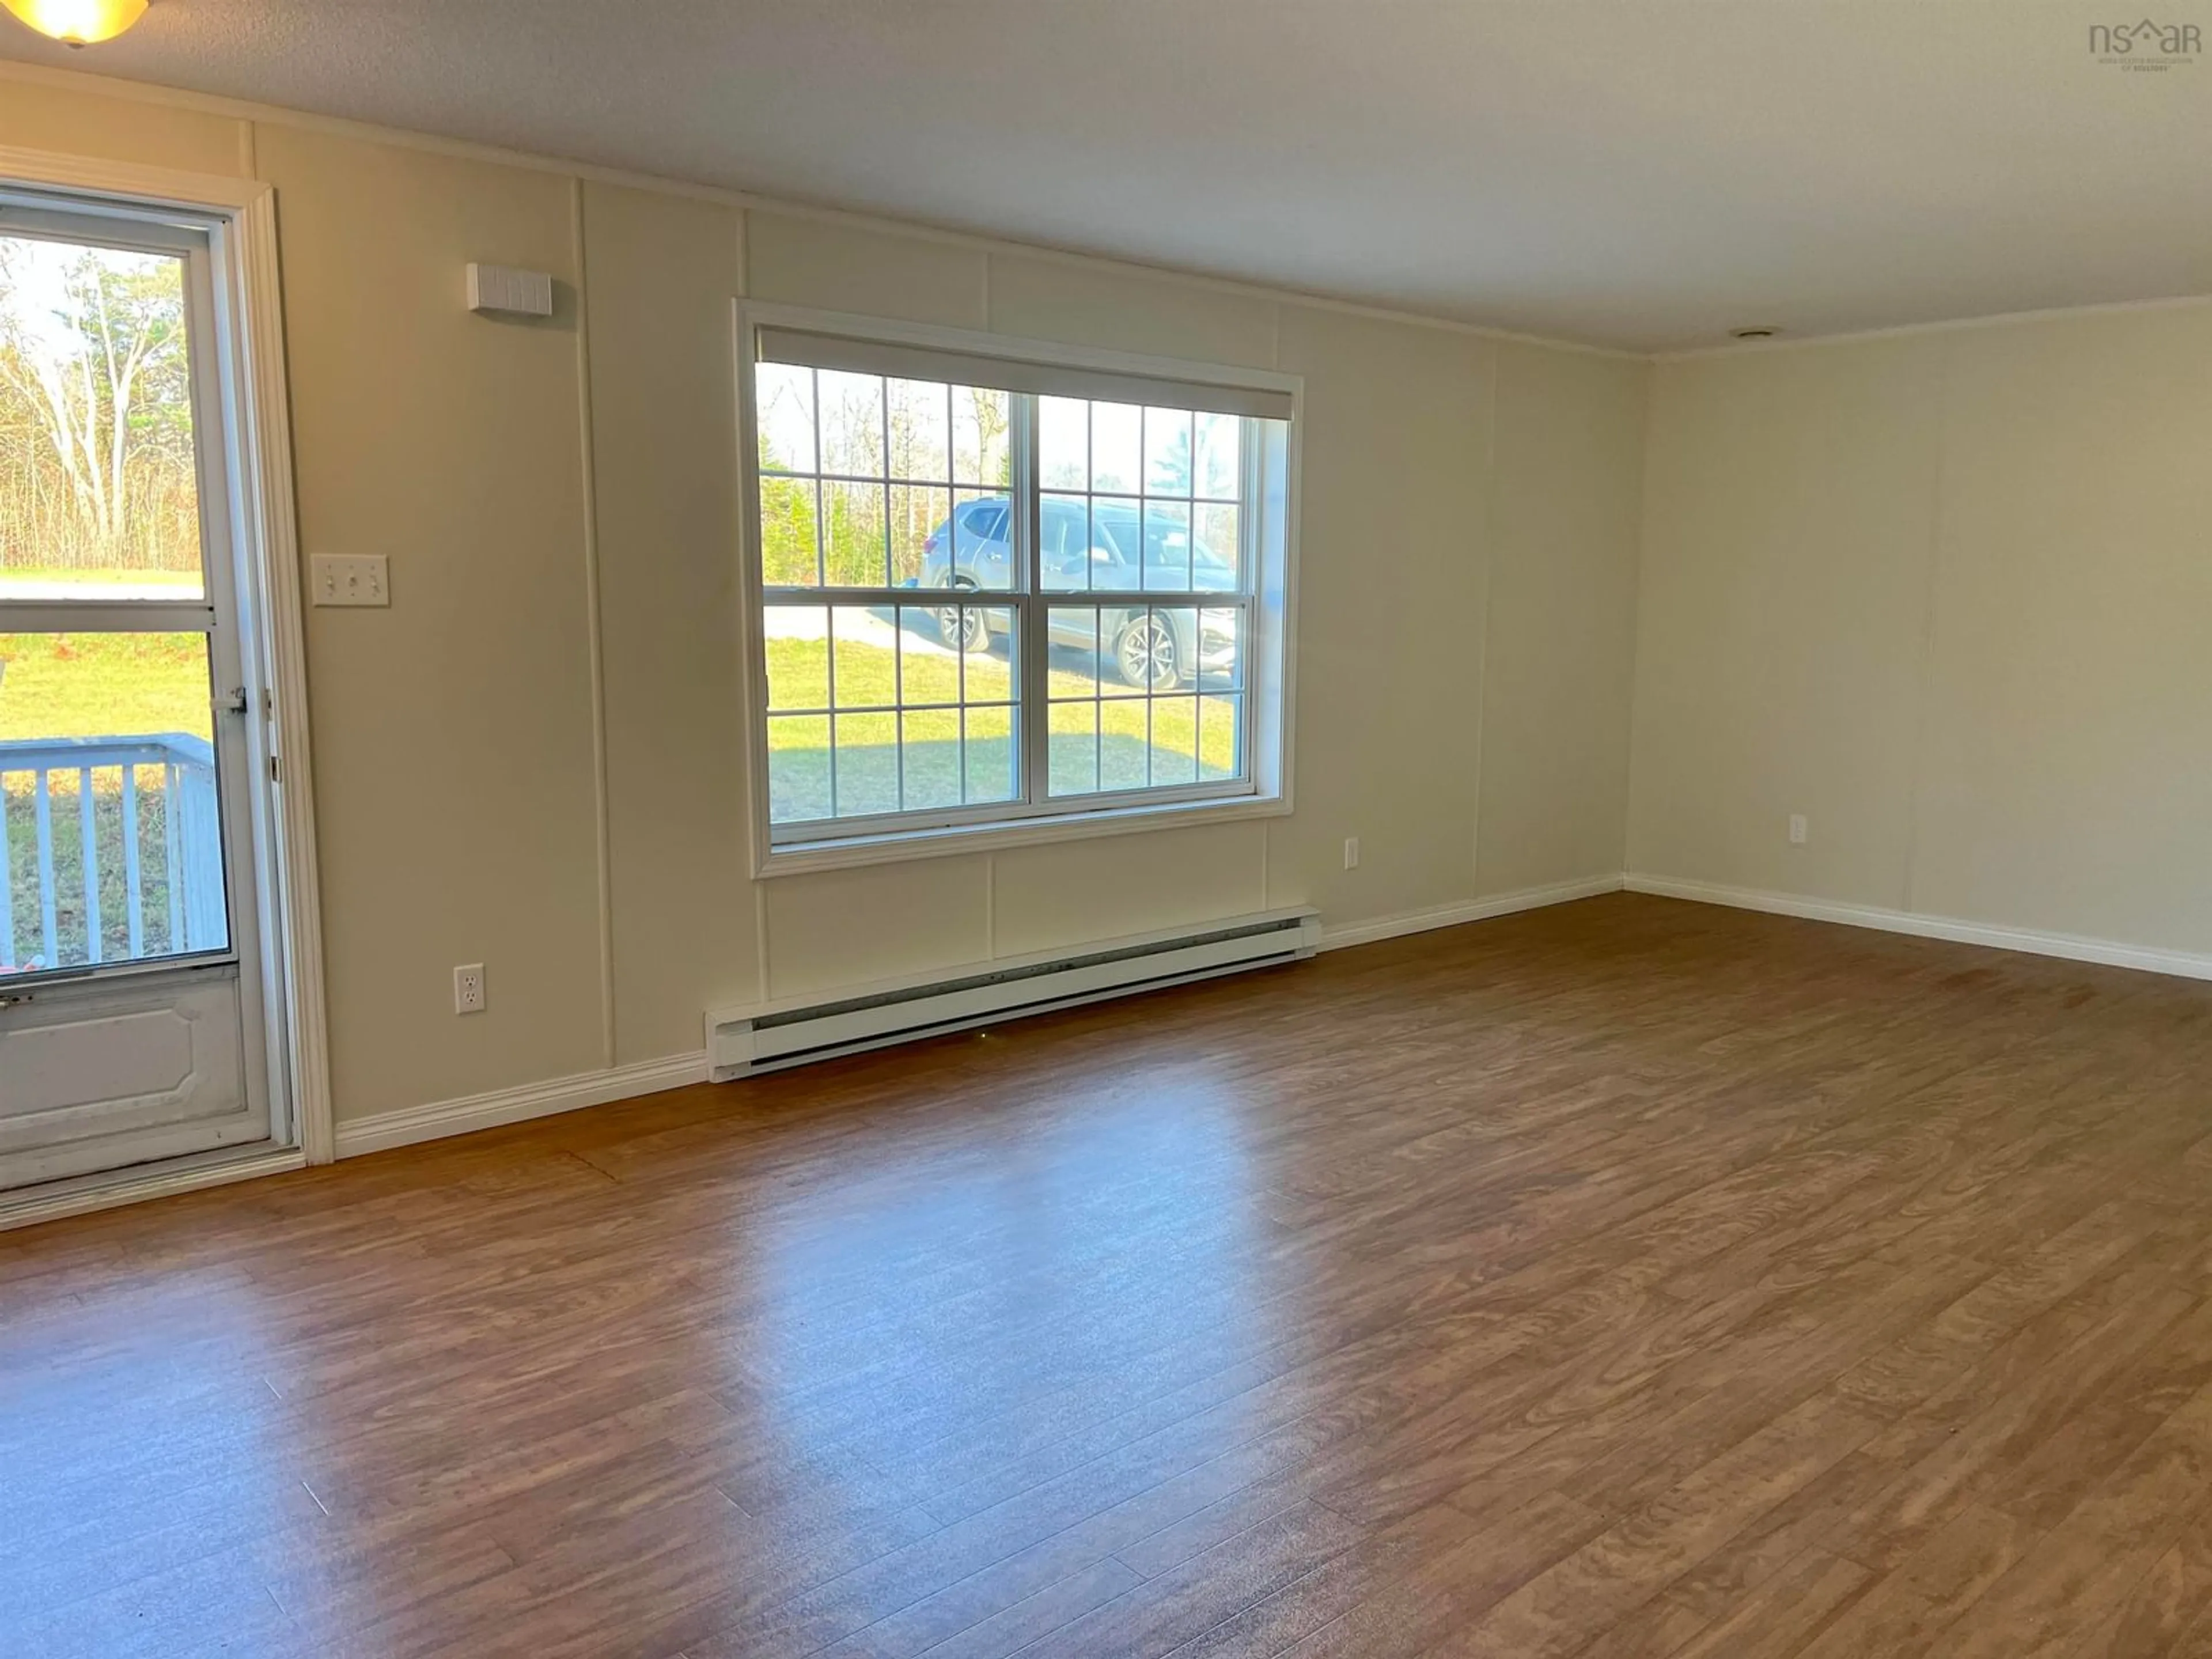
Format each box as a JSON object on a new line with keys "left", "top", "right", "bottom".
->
{"left": 5, "top": 1, "right": 2209, "bottom": 350}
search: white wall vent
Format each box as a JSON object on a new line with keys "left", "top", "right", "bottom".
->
{"left": 465, "top": 262, "right": 554, "bottom": 319}
{"left": 707, "top": 908, "right": 1319, "bottom": 1081}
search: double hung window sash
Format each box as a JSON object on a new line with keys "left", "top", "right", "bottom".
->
{"left": 750, "top": 321, "right": 1291, "bottom": 849}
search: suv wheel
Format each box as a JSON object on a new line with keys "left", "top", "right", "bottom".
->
{"left": 1115, "top": 614, "right": 1183, "bottom": 691}
{"left": 937, "top": 583, "right": 988, "bottom": 653}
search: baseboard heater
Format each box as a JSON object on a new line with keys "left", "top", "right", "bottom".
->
{"left": 707, "top": 907, "right": 1320, "bottom": 1081}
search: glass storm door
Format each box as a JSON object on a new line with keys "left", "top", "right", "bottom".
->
{"left": 0, "top": 205, "right": 271, "bottom": 1191}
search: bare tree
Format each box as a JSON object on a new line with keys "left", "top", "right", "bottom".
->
{"left": 962, "top": 387, "right": 1009, "bottom": 486}
{"left": 0, "top": 242, "right": 190, "bottom": 565}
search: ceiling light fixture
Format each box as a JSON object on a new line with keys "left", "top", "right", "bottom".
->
{"left": 1, "top": 0, "right": 147, "bottom": 46}
{"left": 1728, "top": 325, "right": 1781, "bottom": 341}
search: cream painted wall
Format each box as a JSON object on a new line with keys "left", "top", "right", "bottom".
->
{"left": 0, "top": 75, "right": 246, "bottom": 174}
{"left": 1479, "top": 342, "right": 1646, "bottom": 897}
{"left": 743, "top": 215, "right": 1645, "bottom": 998}
{"left": 1268, "top": 304, "right": 1493, "bottom": 923}
{"left": 258, "top": 126, "right": 608, "bottom": 1122}
{"left": 1629, "top": 303, "right": 2212, "bottom": 959}
{"left": 580, "top": 181, "right": 757, "bottom": 1060}
{"left": 1630, "top": 338, "right": 1945, "bottom": 908}
{"left": 5, "top": 70, "right": 1646, "bottom": 1124}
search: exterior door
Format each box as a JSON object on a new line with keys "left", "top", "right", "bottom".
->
{"left": 0, "top": 203, "right": 272, "bottom": 1191}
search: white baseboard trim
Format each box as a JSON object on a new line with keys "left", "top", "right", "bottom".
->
{"left": 1624, "top": 873, "right": 2212, "bottom": 984}
{"left": 1320, "top": 874, "right": 1625, "bottom": 952}
{"left": 334, "top": 1051, "right": 712, "bottom": 1159}
{"left": 1, "top": 1145, "right": 307, "bottom": 1233}
{"left": 321, "top": 888, "right": 1597, "bottom": 1159}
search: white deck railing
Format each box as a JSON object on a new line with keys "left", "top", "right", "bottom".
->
{"left": 0, "top": 734, "right": 225, "bottom": 975}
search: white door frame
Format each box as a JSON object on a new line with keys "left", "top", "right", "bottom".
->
{"left": 0, "top": 146, "right": 333, "bottom": 1222}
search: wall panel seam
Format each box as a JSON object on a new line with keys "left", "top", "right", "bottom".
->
{"left": 1615, "top": 361, "right": 1653, "bottom": 870}
{"left": 570, "top": 176, "right": 618, "bottom": 1067}
{"left": 734, "top": 207, "right": 769, "bottom": 999}
{"left": 1898, "top": 334, "right": 1957, "bottom": 917}
{"left": 1468, "top": 349, "right": 1503, "bottom": 894}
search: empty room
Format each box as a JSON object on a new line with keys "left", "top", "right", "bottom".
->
{"left": 4, "top": 2, "right": 2212, "bottom": 1654}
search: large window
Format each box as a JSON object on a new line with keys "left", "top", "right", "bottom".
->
{"left": 743, "top": 313, "right": 1294, "bottom": 865}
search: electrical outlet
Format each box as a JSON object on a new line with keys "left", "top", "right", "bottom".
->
{"left": 310, "top": 554, "right": 389, "bottom": 608}
{"left": 453, "top": 963, "right": 486, "bottom": 1015}
{"left": 1788, "top": 814, "right": 1809, "bottom": 846}
{"left": 1344, "top": 836, "right": 1361, "bottom": 870}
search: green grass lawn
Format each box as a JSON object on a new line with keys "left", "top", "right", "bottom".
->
{"left": 0, "top": 631, "right": 213, "bottom": 972}
{"left": 0, "top": 631, "right": 214, "bottom": 743}
{"left": 764, "top": 623, "right": 1240, "bottom": 823}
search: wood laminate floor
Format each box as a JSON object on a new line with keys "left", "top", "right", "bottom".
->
{"left": 10, "top": 893, "right": 2212, "bottom": 1658}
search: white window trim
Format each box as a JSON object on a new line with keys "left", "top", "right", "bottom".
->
{"left": 735, "top": 302, "right": 1302, "bottom": 878}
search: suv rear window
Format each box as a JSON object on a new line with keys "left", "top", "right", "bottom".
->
{"left": 958, "top": 502, "right": 1008, "bottom": 541}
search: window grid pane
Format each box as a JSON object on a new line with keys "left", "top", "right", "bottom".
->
{"left": 1200, "top": 694, "right": 1243, "bottom": 782}
{"left": 953, "top": 387, "right": 1012, "bottom": 488}
{"left": 1194, "top": 411, "right": 1241, "bottom": 502}
{"left": 948, "top": 487, "right": 1013, "bottom": 591}
{"left": 818, "top": 369, "right": 884, "bottom": 476}
{"left": 766, "top": 602, "right": 1016, "bottom": 826}
{"left": 1034, "top": 396, "right": 1238, "bottom": 600}
{"left": 756, "top": 362, "right": 817, "bottom": 476}
{"left": 964, "top": 703, "right": 1017, "bottom": 805}
{"left": 765, "top": 713, "right": 831, "bottom": 824}
{"left": 1048, "top": 699, "right": 1097, "bottom": 797}
{"left": 900, "top": 707, "right": 959, "bottom": 812}
{"left": 887, "top": 378, "right": 950, "bottom": 483}
{"left": 1040, "top": 603, "right": 1248, "bottom": 798}
{"left": 762, "top": 370, "right": 1022, "bottom": 596}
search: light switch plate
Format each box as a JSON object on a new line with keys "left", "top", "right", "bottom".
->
{"left": 311, "top": 555, "right": 389, "bottom": 608}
